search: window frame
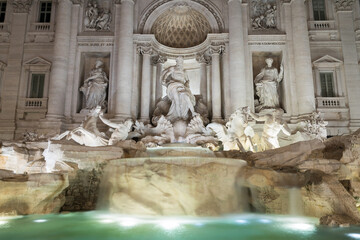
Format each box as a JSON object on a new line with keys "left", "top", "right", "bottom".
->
{"left": 313, "top": 55, "right": 344, "bottom": 98}
{"left": 319, "top": 72, "right": 335, "bottom": 97}
{"left": 0, "top": 1, "right": 7, "bottom": 23}
{"left": 28, "top": 73, "right": 46, "bottom": 98}
{"left": 38, "top": 1, "right": 52, "bottom": 23}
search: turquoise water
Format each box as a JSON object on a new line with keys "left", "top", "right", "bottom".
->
{"left": 0, "top": 212, "right": 359, "bottom": 240}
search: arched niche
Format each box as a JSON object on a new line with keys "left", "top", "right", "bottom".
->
{"left": 139, "top": 0, "right": 224, "bottom": 34}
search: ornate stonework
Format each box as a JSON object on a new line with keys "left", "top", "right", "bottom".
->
{"left": 12, "top": 0, "right": 32, "bottom": 13}
{"left": 151, "top": 3, "right": 211, "bottom": 48}
{"left": 139, "top": 0, "right": 223, "bottom": 33}
{"left": 251, "top": 0, "right": 277, "bottom": 30}
{"left": 84, "top": 0, "right": 112, "bottom": 31}
{"left": 334, "top": 0, "right": 355, "bottom": 11}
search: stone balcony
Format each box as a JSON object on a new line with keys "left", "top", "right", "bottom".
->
{"left": 308, "top": 20, "right": 338, "bottom": 41}
{"left": 316, "top": 97, "right": 346, "bottom": 108}
{"left": 27, "top": 23, "right": 54, "bottom": 43}
{"left": 308, "top": 20, "right": 336, "bottom": 30}
{"left": 17, "top": 98, "right": 48, "bottom": 120}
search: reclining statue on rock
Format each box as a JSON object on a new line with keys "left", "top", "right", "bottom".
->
{"left": 52, "top": 106, "right": 108, "bottom": 147}
{"left": 207, "top": 107, "right": 256, "bottom": 152}
{"left": 99, "top": 113, "right": 134, "bottom": 145}
{"left": 53, "top": 106, "right": 134, "bottom": 147}
{"left": 247, "top": 108, "right": 291, "bottom": 151}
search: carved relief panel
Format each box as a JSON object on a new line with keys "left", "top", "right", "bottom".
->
{"left": 250, "top": 0, "right": 278, "bottom": 31}
{"left": 83, "top": 0, "right": 112, "bottom": 31}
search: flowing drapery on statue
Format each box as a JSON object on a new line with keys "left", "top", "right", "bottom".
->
{"left": 80, "top": 60, "right": 108, "bottom": 110}
{"left": 254, "top": 58, "right": 283, "bottom": 111}
{"left": 161, "top": 57, "right": 197, "bottom": 122}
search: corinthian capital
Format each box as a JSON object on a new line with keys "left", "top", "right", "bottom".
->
{"left": 12, "top": 0, "right": 32, "bottom": 13}
{"left": 334, "top": 0, "right": 355, "bottom": 11}
{"left": 137, "top": 44, "right": 153, "bottom": 55}
{"left": 209, "top": 45, "right": 225, "bottom": 55}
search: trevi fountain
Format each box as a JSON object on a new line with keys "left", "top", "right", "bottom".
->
{"left": 0, "top": 0, "right": 360, "bottom": 239}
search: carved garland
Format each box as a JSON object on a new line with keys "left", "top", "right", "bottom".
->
{"left": 12, "top": 0, "right": 32, "bottom": 13}
{"left": 334, "top": 0, "right": 355, "bottom": 11}
{"left": 139, "top": 0, "right": 224, "bottom": 33}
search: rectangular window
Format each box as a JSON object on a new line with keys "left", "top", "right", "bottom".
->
{"left": 313, "top": 0, "right": 326, "bottom": 21}
{"left": 0, "top": 2, "right": 6, "bottom": 23}
{"left": 29, "top": 74, "right": 45, "bottom": 98}
{"left": 38, "top": 2, "right": 52, "bottom": 23}
{"left": 320, "top": 72, "right": 335, "bottom": 97}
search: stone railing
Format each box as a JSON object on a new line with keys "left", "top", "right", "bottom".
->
{"left": 31, "top": 23, "right": 52, "bottom": 32}
{"left": 316, "top": 97, "right": 346, "bottom": 108}
{"left": 308, "top": 20, "right": 335, "bottom": 30}
{"left": 21, "top": 98, "right": 48, "bottom": 109}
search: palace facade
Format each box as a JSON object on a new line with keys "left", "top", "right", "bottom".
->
{"left": 0, "top": 0, "right": 359, "bottom": 139}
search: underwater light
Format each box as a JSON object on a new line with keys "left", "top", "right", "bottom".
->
{"left": 347, "top": 233, "right": 360, "bottom": 239}
{"left": 99, "top": 219, "right": 115, "bottom": 224}
{"left": 0, "top": 220, "right": 7, "bottom": 226}
{"left": 33, "top": 219, "right": 47, "bottom": 223}
{"left": 235, "top": 219, "right": 248, "bottom": 224}
{"left": 284, "top": 223, "right": 316, "bottom": 232}
{"left": 158, "top": 220, "right": 181, "bottom": 230}
{"left": 258, "top": 219, "right": 272, "bottom": 224}
{"left": 118, "top": 218, "right": 139, "bottom": 228}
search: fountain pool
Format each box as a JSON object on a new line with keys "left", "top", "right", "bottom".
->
{"left": 0, "top": 212, "right": 359, "bottom": 240}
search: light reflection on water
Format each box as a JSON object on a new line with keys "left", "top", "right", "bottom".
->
{"left": 0, "top": 212, "right": 359, "bottom": 240}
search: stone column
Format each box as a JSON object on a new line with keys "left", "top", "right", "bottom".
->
{"left": 291, "top": 0, "right": 315, "bottom": 114}
{"left": 335, "top": 1, "right": 360, "bottom": 130}
{"left": 228, "top": 0, "right": 247, "bottom": 113}
{"left": 138, "top": 46, "right": 153, "bottom": 122}
{"left": 114, "top": 0, "right": 134, "bottom": 119}
{"left": 210, "top": 45, "right": 224, "bottom": 121}
{"left": 196, "top": 53, "right": 210, "bottom": 106}
{"left": 46, "top": 0, "right": 72, "bottom": 119}
{"left": 0, "top": 0, "right": 32, "bottom": 139}
{"left": 222, "top": 42, "right": 231, "bottom": 118}
{"left": 153, "top": 55, "right": 167, "bottom": 104}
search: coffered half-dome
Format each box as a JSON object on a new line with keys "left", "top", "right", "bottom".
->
{"left": 151, "top": 3, "right": 212, "bottom": 48}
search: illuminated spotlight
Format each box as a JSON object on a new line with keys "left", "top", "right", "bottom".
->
{"left": 99, "top": 219, "right": 115, "bottom": 224}
{"left": 34, "top": 219, "right": 47, "bottom": 223}
{"left": 158, "top": 220, "right": 181, "bottom": 230}
{"left": 285, "top": 223, "right": 316, "bottom": 232}
{"left": 235, "top": 219, "right": 248, "bottom": 224}
{"left": 118, "top": 218, "right": 139, "bottom": 228}
{"left": 258, "top": 219, "right": 272, "bottom": 224}
{"left": 347, "top": 233, "right": 360, "bottom": 239}
{"left": 194, "top": 222, "right": 204, "bottom": 227}
{"left": 0, "top": 220, "right": 8, "bottom": 226}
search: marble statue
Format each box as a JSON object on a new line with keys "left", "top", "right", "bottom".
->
{"left": 84, "top": 1, "right": 111, "bottom": 31}
{"left": 99, "top": 113, "right": 133, "bottom": 145}
{"left": 96, "top": 9, "right": 112, "bottom": 31}
{"left": 80, "top": 60, "right": 108, "bottom": 110}
{"left": 254, "top": 58, "right": 284, "bottom": 111}
{"left": 133, "top": 116, "right": 175, "bottom": 146}
{"left": 207, "top": 107, "right": 255, "bottom": 151}
{"left": 304, "top": 112, "right": 328, "bottom": 141}
{"left": 248, "top": 108, "right": 291, "bottom": 151}
{"left": 161, "top": 57, "right": 197, "bottom": 122}
{"left": 53, "top": 106, "right": 108, "bottom": 147}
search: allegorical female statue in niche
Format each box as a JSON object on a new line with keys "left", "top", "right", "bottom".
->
{"left": 254, "top": 57, "right": 284, "bottom": 111}
{"left": 80, "top": 59, "right": 108, "bottom": 110}
{"left": 160, "top": 57, "right": 197, "bottom": 122}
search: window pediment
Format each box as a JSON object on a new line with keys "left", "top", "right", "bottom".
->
{"left": 313, "top": 55, "right": 343, "bottom": 68}
{"left": 24, "top": 57, "right": 51, "bottom": 70}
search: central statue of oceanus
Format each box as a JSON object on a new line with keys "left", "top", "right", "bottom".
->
{"left": 160, "top": 57, "right": 198, "bottom": 122}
